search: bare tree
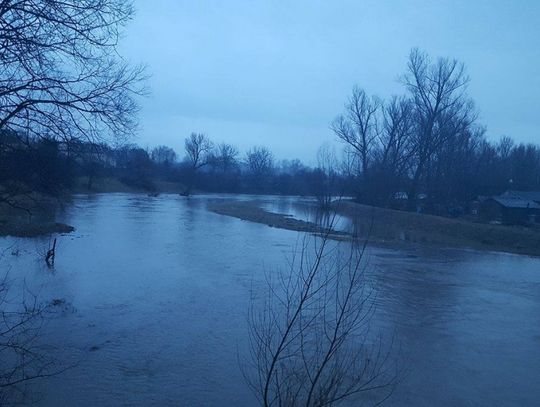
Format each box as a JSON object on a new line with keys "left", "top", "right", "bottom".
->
{"left": 339, "top": 146, "right": 361, "bottom": 179}
{"left": 0, "top": 0, "right": 145, "bottom": 142}
{"left": 246, "top": 146, "right": 275, "bottom": 190}
{"left": 0, "top": 0, "right": 145, "bottom": 208}
{"left": 496, "top": 136, "right": 514, "bottom": 160}
{"left": 184, "top": 133, "right": 214, "bottom": 170}
{"left": 331, "top": 87, "right": 381, "bottom": 187}
{"left": 182, "top": 133, "right": 214, "bottom": 195}
{"left": 247, "top": 146, "right": 274, "bottom": 176}
{"left": 403, "top": 48, "right": 475, "bottom": 206}
{"left": 151, "top": 145, "right": 177, "bottom": 165}
{"left": 211, "top": 143, "right": 239, "bottom": 173}
{"left": 331, "top": 49, "right": 481, "bottom": 208}
{"left": 371, "top": 96, "right": 415, "bottom": 202}
{"left": 313, "top": 144, "right": 339, "bottom": 208}
{"left": 245, "top": 230, "right": 396, "bottom": 407}
{"left": 379, "top": 97, "right": 415, "bottom": 178}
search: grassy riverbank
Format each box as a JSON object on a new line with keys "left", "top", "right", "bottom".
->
{"left": 336, "top": 201, "right": 540, "bottom": 256}
{"left": 209, "top": 199, "right": 540, "bottom": 257}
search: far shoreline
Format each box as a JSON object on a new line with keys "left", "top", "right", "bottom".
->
{"left": 208, "top": 199, "right": 540, "bottom": 258}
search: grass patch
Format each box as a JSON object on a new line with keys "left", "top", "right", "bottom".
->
{"left": 334, "top": 200, "right": 540, "bottom": 256}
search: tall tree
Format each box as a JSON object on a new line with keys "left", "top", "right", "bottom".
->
{"left": 246, "top": 146, "right": 275, "bottom": 192}
{"left": 372, "top": 96, "right": 415, "bottom": 202}
{"left": 331, "top": 87, "right": 381, "bottom": 189}
{"left": 246, "top": 146, "right": 274, "bottom": 178}
{"left": 403, "top": 48, "right": 475, "bottom": 205}
{"left": 183, "top": 133, "right": 214, "bottom": 195}
{"left": 211, "top": 143, "right": 239, "bottom": 173}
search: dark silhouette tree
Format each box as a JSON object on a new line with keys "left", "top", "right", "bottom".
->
{"left": 0, "top": 0, "right": 146, "bottom": 205}
{"left": 0, "top": 0, "right": 145, "bottom": 142}
{"left": 182, "top": 133, "right": 214, "bottom": 195}
{"left": 403, "top": 48, "right": 475, "bottom": 208}
{"left": 331, "top": 87, "right": 381, "bottom": 199}
{"left": 245, "top": 231, "right": 397, "bottom": 406}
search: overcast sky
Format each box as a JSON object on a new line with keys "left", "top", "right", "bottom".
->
{"left": 121, "top": 0, "right": 540, "bottom": 163}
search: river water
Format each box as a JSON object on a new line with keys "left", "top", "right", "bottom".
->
{"left": 1, "top": 193, "right": 539, "bottom": 406}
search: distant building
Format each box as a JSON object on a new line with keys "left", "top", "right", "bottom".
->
{"left": 480, "top": 196, "right": 540, "bottom": 225}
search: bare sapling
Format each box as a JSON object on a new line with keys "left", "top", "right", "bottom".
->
{"left": 245, "top": 221, "right": 398, "bottom": 407}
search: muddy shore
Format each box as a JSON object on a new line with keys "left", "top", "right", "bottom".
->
{"left": 208, "top": 200, "right": 347, "bottom": 238}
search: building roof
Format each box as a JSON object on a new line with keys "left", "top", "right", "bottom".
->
{"left": 503, "top": 190, "right": 540, "bottom": 202}
{"left": 490, "top": 196, "right": 540, "bottom": 209}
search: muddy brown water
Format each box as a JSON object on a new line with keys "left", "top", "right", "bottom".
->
{"left": 1, "top": 193, "right": 539, "bottom": 406}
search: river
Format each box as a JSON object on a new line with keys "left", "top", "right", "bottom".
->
{"left": 1, "top": 193, "right": 539, "bottom": 406}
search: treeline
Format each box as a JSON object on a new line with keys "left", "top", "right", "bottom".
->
{"left": 176, "top": 133, "right": 355, "bottom": 199}
{"left": 332, "top": 49, "right": 540, "bottom": 213}
{"left": 2, "top": 120, "right": 539, "bottom": 215}
{"left": 2, "top": 48, "right": 540, "bottom": 215}
{"left": 0, "top": 130, "right": 353, "bottom": 206}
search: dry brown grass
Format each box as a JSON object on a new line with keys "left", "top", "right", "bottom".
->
{"left": 334, "top": 201, "right": 540, "bottom": 256}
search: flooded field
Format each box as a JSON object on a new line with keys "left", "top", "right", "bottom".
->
{"left": 1, "top": 193, "right": 539, "bottom": 406}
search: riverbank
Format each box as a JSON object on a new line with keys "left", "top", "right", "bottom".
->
{"left": 208, "top": 200, "right": 347, "bottom": 237}
{"left": 0, "top": 194, "right": 75, "bottom": 237}
{"left": 0, "top": 221, "right": 74, "bottom": 237}
{"left": 209, "top": 199, "right": 540, "bottom": 257}
{"left": 336, "top": 201, "right": 540, "bottom": 256}
{"left": 5, "top": 191, "right": 540, "bottom": 256}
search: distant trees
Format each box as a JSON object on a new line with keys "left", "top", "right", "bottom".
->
{"left": 117, "top": 146, "right": 154, "bottom": 191}
{"left": 182, "top": 133, "right": 214, "bottom": 195}
{"left": 311, "top": 145, "right": 339, "bottom": 208}
{"left": 206, "top": 143, "right": 241, "bottom": 192}
{"left": 373, "top": 96, "right": 415, "bottom": 202}
{"left": 2, "top": 125, "right": 539, "bottom": 210}
{"left": 151, "top": 146, "right": 177, "bottom": 165}
{"left": 211, "top": 143, "right": 240, "bottom": 173}
{"left": 246, "top": 147, "right": 275, "bottom": 192}
{"left": 332, "top": 48, "right": 525, "bottom": 212}
{"left": 246, "top": 147, "right": 275, "bottom": 178}
{"left": 184, "top": 133, "right": 214, "bottom": 170}
{"left": 0, "top": 133, "right": 74, "bottom": 204}
{"left": 508, "top": 143, "right": 540, "bottom": 190}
